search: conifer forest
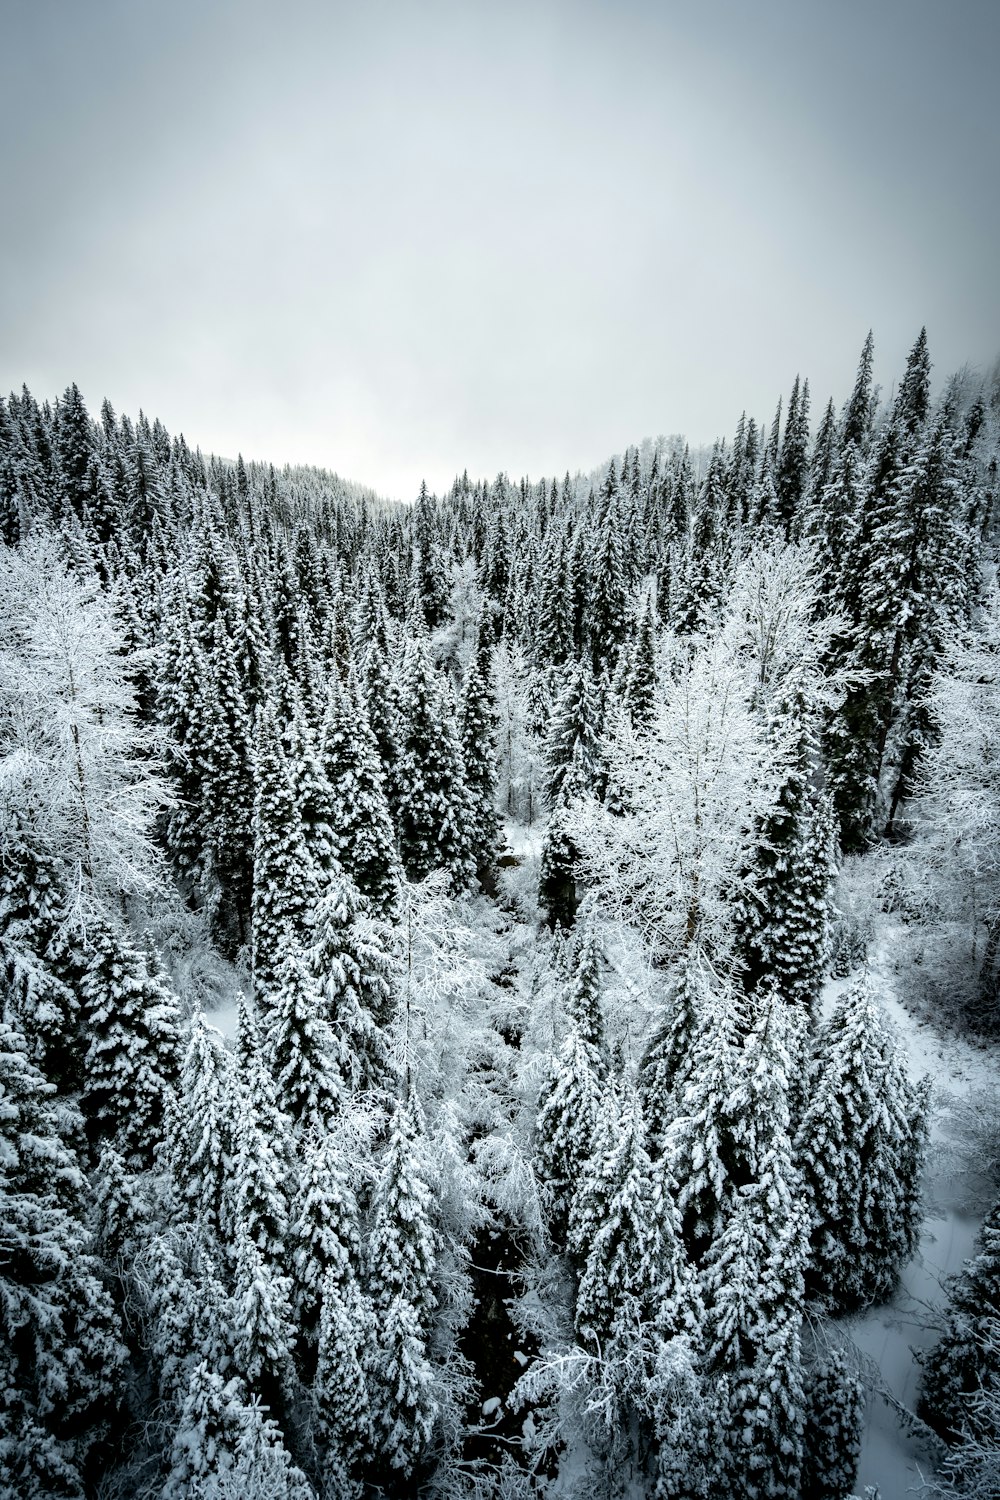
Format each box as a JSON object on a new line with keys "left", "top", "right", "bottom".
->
{"left": 4, "top": 331, "right": 1000, "bottom": 1500}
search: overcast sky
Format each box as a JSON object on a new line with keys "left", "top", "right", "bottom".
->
{"left": 1, "top": 0, "right": 997, "bottom": 498}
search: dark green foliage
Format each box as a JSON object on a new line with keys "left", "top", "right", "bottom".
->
{"left": 921, "top": 1200, "right": 1000, "bottom": 1444}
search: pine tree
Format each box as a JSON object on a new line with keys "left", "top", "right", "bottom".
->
{"left": 266, "top": 948, "right": 344, "bottom": 1138}
{"left": 161, "top": 1362, "right": 246, "bottom": 1499}
{"left": 920, "top": 1198, "right": 1000, "bottom": 1443}
{"left": 313, "top": 1268, "right": 374, "bottom": 1475}
{"left": 535, "top": 936, "right": 608, "bottom": 1242}
{"left": 795, "top": 976, "right": 929, "bottom": 1311}
{"left": 321, "top": 669, "right": 400, "bottom": 916}
{"left": 638, "top": 956, "right": 708, "bottom": 1150}
{"left": 289, "top": 1131, "right": 361, "bottom": 1332}
{"left": 172, "top": 1017, "right": 234, "bottom": 1242}
{"left": 232, "top": 1226, "right": 295, "bottom": 1393}
{"left": 460, "top": 630, "right": 501, "bottom": 889}
{"left": 571, "top": 1085, "right": 698, "bottom": 1350}
{"left": 306, "top": 875, "right": 396, "bottom": 1096}
{"left": 251, "top": 710, "right": 318, "bottom": 996}
{"left": 72, "top": 916, "right": 183, "bottom": 1165}
{"left": 701, "top": 996, "right": 809, "bottom": 1499}
{"left": 0, "top": 1017, "right": 126, "bottom": 1496}
{"left": 737, "top": 704, "right": 836, "bottom": 1015}
{"left": 543, "top": 659, "right": 602, "bottom": 808}
{"left": 801, "top": 1347, "right": 865, "bottom": 1500}
{"left": 366, "top": 1093, "right": 437, "bottom": 1476}
{"left": 394, "top": 633, "right": 475, "bottom": 888}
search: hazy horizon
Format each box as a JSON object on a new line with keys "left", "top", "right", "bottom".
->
{"left": 2, "top": 0, "right": 998, "bottom": 500}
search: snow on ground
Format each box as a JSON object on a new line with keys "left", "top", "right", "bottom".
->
{"left": 838, "top": 930, "right": 999, "bottom": 1500}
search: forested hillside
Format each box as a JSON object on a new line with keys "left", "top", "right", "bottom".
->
{"left": 2, "top": 331, "right": 1000, "bottom": 1499}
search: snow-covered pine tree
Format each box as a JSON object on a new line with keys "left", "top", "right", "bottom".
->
{"left": 535, "top": 930, "right": 609, "bottom": 1242}
{"left": 321, "top": 667, "right": 401, "bottom": 916}
{"left": 0, "top": 1017, "right": 126, "bottom": 1497}
{"left": 366, "top": 1091, "right": 438, "bottom": 1476}
{"left": 543, "top": 659, "right": 602, "bottom": 809}
{"left": 394, "top": 631, "right": 475, "bottom": 889}
{"left": 920, "top": 1198, "right": 1000, "bottom": 1443}
{"left": 172, "top": 1016, "right": 235, "bottom": 1243}
{"left": 72, "top": 915, "right": 183, "bottom": 1165}
{"left": 795, "top": 975, "right": 929, "bottom": 1311}
{"left": 313, "top": 1266, "right": 375, "bottom": 1480}
{"left": 460, "top": 628, "right": 501, "bottom": 890}
{"left": 700, "top": 993, "right": 809, "bottom": 1499}
{"left": 161, "top": 1362, "right": 246, "bottom": 1500}
{"left": 266, "top": 948, "right": 344, "bottom": 1139}
{"left": 251, "top": 708, "right": 319, "bottom": 997}
{"left": 306, "top": 874, "right": 396, "bottom": 1096}
{"left": 231, "top": 1226, "right": 295, "bottom": 1397}
{"left": 571, "top": 1084, "right": 699, "bottom": 1351}
{"left": 800, "top": 1346, "right": 865, "bottom": 1500}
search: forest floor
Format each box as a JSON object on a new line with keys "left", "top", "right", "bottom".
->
{"left": 842, "top": 923, "right": 1000, "bottom": 1500}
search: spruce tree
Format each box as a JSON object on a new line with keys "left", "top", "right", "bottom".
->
{"left": 307, "top": 875, "right": 396, "bottom": 1096}
{"left": 920, "top": 1198, "right": 1000, "bottom": 1443}
{"left": 801, "top": 1347, "right": 865, "bottom": 1500}
{"left": 172, "top": 1017, "right": 234, "bottom": 1242}
{"left": 266, "top": 948, "right": 344, "bottom": 1139}
{"left": 366, "top": 1093, "right": 438, "bottom": 1477}
{"left": 795, "top": 976, "right": 929, "bottom": 1311}
{"left": 535, "top": 936, "right": 608, "bottom": 1243}
{"left": 321, "top": 669, "right": 400, "bottom": 916}
{"left": 0, "top": 1018, "right": 126, "bottom": 1497}
{"left": 73, "top": 917, "right": 183, "bottom": 1166}
{"left": 460, "top": 630, "right": 501, "bottom": 890}
{"left": 394, "top": 633, "right": 475, "bottom": 888}
{"left": 543, "top": 660, "right": 602, "bottom": 808}
{"left": 251, "top": 709, "right": 318, "bottom": 996}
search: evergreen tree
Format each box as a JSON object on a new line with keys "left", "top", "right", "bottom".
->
{"left": 366, "top": 1094, "right": 437, "bottom": 1477}
{"left": 460, "top": 630, "right": 501, "bottom": 889}
{"left": 795, "top": 976, "right": 929, "bottom": 1311}
{"left": 543, "top": 659, "right": 602, "bottom": 807}
{"left": 571, "top": 1085, "right": 698, "bottom": 1350}
{"left": 920, "top": 1198, "right": 1000, "bottom": 1443}
{"left": 306, "top": 875, "right": 396, "bottom": 1096}
{"left": 394, "top": 633, "right": 475, "bottom": 888}
{"left": 251, "top": 710, "right": 318, "bottom": 996}
{"left": 232, "top": 1226, "right": 295, "bottom": 1393}
{"left": 161, "top": 1362, "right": 246, "bottom": 1499}
{"left": 313, "top": 1267, "right": 374, "bottom": 1477}
{"left": 0, "top": 1018, "right": 126, "bottom": 1497}
{"left": 266, "top": 948, "right": 344, "bottom": 1138}
{"left": 321, "top": 669, "right": 400, "bottom": 916}
{"left": 801, "top": 1347, "right": 865, "bottom": 1500}
{"left": 535, "top": 939, "right": 608, "bottom": 1242}
{"left": 73, "top": 917, "right": 183, "bottom": 1165}
{"left": 172, "top": 1017, "right": 234, "bottom": 1242}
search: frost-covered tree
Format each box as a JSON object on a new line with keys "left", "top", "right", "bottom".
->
{"left": 801, "top": 1347, "right": 865, "bottom": 1500}
{"left": 0, "top": 534, "right": 169, "bottom": 917}
{"left": 321, "top": 668, "right": 400, "bottom": 916}
{"left": 0, "top": 1017, "right": 126, "bottom": 1496}
{"left": 921, "top": 1198, "right": 1000, "bottom": 1444}
{"left": 394, "top": 632, "right": 475, "bottom": 889}
{"left": 571, "top": 1085, "right": 698, "bottom": 1351}
{"left": 366, "top": 1092, "right": 438, "bottom": 1475}
{"left": 306, "top": 874, "right": 396, "bottom": 1096}
{"left": 251, "top": 709, "right": 318, "bottom": 996}
{"left": 795, "top": 975, "right": 929, "bottom": 1311}
{"left": 71, "top": 916, "right": 183, "bottom": 1164}
{"left": 266, "top": 948, "right": 344, "bottom": 1138}
{"left": 172, "top": 1017, "right": 235, "bottom": 1242}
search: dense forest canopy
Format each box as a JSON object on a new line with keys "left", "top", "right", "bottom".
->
{"left": 2, "top": 332, "right": 1000, "bottom": 1499}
